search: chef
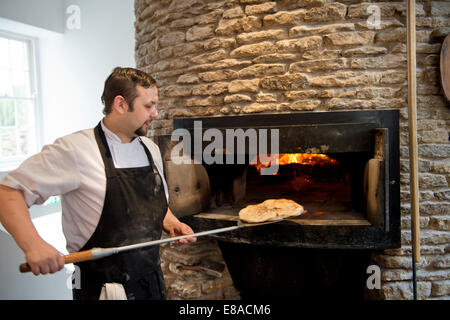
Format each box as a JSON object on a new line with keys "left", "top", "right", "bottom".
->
{"left": 0, "top": 67, "right": 196, "bottom": 300}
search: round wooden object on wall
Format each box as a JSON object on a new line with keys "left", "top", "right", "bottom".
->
{"left": 440, "top": 34, "right": 450, "bottom": 102}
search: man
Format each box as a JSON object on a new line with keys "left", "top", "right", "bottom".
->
{"left": 0, "top": 67, "right": 195, "bottom": 300}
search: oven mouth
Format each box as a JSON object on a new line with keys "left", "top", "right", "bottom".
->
{"left": 246, "top": 152, "right": 366, "bottom": 224}
{"left": 199, "top": 150, "right": 372, "bottom": 227}
{"left": 157, "top": 110, "right": 401, "bottom": 250}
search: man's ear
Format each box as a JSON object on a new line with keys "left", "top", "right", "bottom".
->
{"left": 112, "top": 95, "right": 129, "bottom": 114}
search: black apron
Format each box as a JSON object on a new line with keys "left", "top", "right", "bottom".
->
{"left": 73, "top": 123, "right": 168, "bottom": 300}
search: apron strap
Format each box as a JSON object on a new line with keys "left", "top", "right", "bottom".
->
{"left": 94, "top": 121, "right": 165, "bottom": 198}
{"left": 139, "top": 138, "right": 164, "bottom": 198}
{"left": 138, "top": 138, "right": 158, "bottom": 176}
{"left": 94, "top": 122, "right": 116, "bottom": 178}
{"left": 95, "top": 122, "right": 159, "bottom": 178}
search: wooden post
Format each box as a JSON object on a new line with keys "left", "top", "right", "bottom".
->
{"left": 407, "top": 0, "right": 420, "bottom": 264}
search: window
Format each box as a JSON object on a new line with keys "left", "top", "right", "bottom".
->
{"left": 0, "top": 32, "right": 40, "bottom": 170}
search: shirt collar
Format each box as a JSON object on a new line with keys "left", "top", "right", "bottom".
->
{"left": 100, "top": 119, "right": 133, "bottom": 144}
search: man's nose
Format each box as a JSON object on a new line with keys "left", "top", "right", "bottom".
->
{"left": 150, "top": 107, "right": 158, "bottom": 119}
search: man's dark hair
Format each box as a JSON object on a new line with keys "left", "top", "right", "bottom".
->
{"left": 101, "top": 67, "right": 156, "bottom": 115}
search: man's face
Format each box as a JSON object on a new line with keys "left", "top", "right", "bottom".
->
{"left": 129, "top": 85, "right": 159, "bottom": 136}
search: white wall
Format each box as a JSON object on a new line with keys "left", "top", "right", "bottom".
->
{"left": 0, "top": 0, "right": 135, "bottom": 299}
{"left": 0, "top": 0, "right": 65, "bottom": 33}
{"left": 44, "top": 0, "right": 137, "bottom": 143}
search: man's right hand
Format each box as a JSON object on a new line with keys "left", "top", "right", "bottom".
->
{"left": 24, "top": 240, "right": 65, "bottom": 275}
{"left": 0, "top": 185, "right": 65, "bottom": 275}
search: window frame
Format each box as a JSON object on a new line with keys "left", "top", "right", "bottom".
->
{"left": 0, "top": 30, "right": 42, "bottom": 171}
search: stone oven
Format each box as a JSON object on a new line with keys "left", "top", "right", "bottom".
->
{"left": 170, "top": 109, "right": 400, "bottom": 248}
{"left": 160, "top": 109, "right": 401, "bottom": 299}
{"left": 134, "top": 0, "right": 450, "bottom": 300}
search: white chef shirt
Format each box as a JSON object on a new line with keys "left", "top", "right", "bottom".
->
{"left": 0, "top": 120, "right": 169, "bottom": 252}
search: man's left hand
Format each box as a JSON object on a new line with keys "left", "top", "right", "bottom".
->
{"left": 169, "top": 222, "right": 196, "bottom": 246}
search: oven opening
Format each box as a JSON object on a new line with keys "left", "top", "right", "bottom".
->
{"left": 203, "top": 150, "right": 373, "bottom": 227}
{"left": 166, "top": 110, "right": 400, "bottom": 249}
{"left": 245, "top": 152, "right": 370, "bottom": 224}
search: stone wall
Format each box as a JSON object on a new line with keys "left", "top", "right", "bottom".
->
{"left": 159, "top": 236, "right": 240, "bottom": 299}
{"left": 135, "top": 0, "right": 450, "bottom": 300}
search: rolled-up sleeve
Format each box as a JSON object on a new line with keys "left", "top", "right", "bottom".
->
{"left": 0, "top": 137, "right": 81, "bottom": 207}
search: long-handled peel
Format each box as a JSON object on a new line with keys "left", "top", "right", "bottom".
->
{"left": 19, "top": 219, "right": 284, "bottom": 273}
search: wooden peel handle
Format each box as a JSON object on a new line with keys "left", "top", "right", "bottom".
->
{"left": 19, "top": 250, "right": 93, "bottom": 273}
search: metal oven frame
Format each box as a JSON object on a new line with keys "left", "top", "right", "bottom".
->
{"left": 166, "top": 110, "right": 400, "bottom": 249}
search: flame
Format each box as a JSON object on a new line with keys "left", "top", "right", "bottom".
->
{"left": 250, "top": 153, "right": 338, "bottom": 172}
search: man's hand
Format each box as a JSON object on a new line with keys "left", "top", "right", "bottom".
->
{"left": 163, "top": 208, "right": 197, "bottom": 246}
{"left": 24, "top": 240, "right": 65, "bottom": 275}
{"left": 168, "top": 222, "right": 196, "bottom": 246}
{"left": 0, "top": 185, "right": 65, "bottom": 275}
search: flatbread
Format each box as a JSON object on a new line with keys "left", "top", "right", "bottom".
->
{"left": 261, "top": 199, "right": 304, "bottom": 218}
{"left": 239, "top": 199, "right": 304, "bottom": 223}
{"left": 238, "top": 204, "right": 277, "bottom": 223}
